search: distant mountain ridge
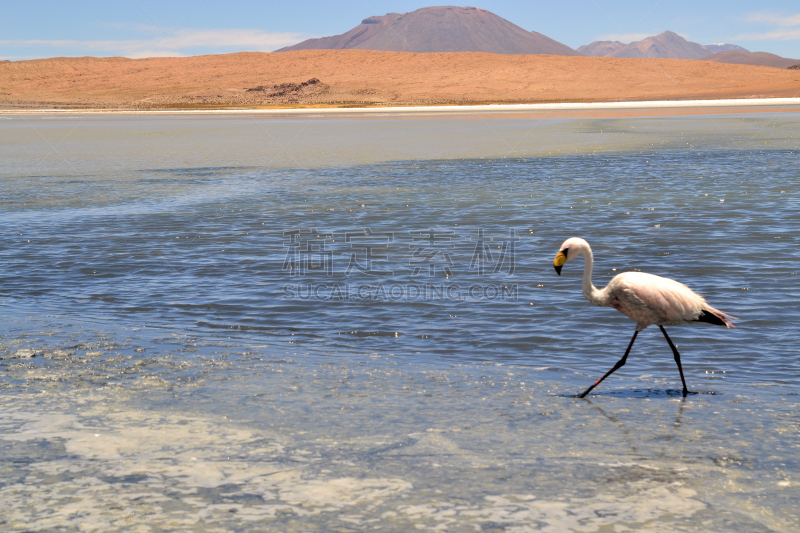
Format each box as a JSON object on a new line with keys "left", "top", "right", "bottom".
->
{"left": 277, "top": 7, "right": 797, "bottom": 68}
{"left": 579, "top": 31, "right": 799, "bottom": 68}
{"left": 277, "top": 6, "right": 580, "bottom": 56}
{"left": 578, "top": 31, "right": 732, "bottom": 60}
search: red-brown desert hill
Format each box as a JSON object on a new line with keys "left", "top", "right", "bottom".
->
{"left": 277, "top": 6, "right": 579, "bottom": 56}
{"left": 704, "top": 50, "right": 800, "bottom": 69}
{"left": 1, "top": 50, "right": 799, "bottom": 109}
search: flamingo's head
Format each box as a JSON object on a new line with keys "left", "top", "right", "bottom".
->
{"left": 553, "top": 237, "right": 590, "bottom": 275}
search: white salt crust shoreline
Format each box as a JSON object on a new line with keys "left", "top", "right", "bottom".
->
{"left": 2, "top": 97, "right": 800, "bottom": 116}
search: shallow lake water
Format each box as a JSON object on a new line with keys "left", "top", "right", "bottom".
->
{"left": 1, "top": 111, "right": 799, "bottom": 531}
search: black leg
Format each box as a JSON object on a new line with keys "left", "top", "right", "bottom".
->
{"left": 578, "top": 330, "right": 638, "bottom": 398}
{"left": 659, "top": 325, "right": 690, "bottom": 396}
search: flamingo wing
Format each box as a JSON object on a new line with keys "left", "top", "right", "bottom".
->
{"left": 609, "top": 272, "right": 708, "bottom": 325}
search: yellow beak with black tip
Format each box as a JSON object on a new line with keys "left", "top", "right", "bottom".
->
{"left": 554, "top": 251, "right": 566, "bottom": 275}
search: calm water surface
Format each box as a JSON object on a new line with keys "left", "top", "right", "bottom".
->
{"left": 0, "top": 112, "right": 798, "bottom": 531}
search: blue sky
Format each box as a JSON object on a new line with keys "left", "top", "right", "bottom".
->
{"left": 2, "top": 1, "right": 799, "bottom": 60}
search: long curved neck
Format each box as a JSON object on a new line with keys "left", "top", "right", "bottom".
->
{"left": 580, "top": 245, "right": 603, "bottom": 305}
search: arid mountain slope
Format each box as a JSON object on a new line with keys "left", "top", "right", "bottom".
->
{"left": 277, "top": 6, "right": 579, "bottom": 55}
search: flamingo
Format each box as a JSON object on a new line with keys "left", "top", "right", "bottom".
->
{"left": 553, "top": 237, "right": 734, "bottom": 398}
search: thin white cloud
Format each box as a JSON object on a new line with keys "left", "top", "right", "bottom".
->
{"left": 169, "top": 28, "right": 301, "bottom": 48}
{"left": 745, "top": 12, "right": 800, "bottom": 27}
{"left": 734, "top": 28, "right": 800, "bottom": 42}
{"left": 737, "top": 11, "right": 800, "bottom": 41}
{"left": 0, "top": 29, "right": 306, "bottom": 59}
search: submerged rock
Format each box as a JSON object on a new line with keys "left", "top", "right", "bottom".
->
{"left": 2, "top": 349, "right": 37, "bottom": 360}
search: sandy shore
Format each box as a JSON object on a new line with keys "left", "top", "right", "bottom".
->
{"left": 1, "top": 50, "right": 799, "bottom": 111}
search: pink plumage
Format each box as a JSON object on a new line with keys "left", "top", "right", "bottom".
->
{"left": 605, "top": 271, "right": 734, "bottom": 329}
